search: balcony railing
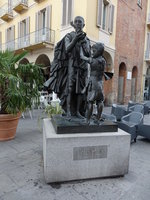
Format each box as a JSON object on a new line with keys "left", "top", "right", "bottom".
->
{"left": 6, "top": 41, "right": 15, "bottom": 51}
{"left": 145, "top": 51, "right": 150, "bottom": 61}
{"left": 0, "top": 28, "right": 55, "bottom": 52}
{"left": 13, "top": 0, "right": 28, "bottom": 13}
{"left": 0, "top": 41, "right": 15, "bottom": 51}
{"left": 0, "top": 3, "right": 13, "bottom": 22}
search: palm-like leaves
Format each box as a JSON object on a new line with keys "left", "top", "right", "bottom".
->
{"left": 0, "top": 50, "right": 43, "bottom": 114}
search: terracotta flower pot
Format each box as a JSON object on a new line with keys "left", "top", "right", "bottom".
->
{"left": 0, "top": 113, "right": 21, "bottom": 141}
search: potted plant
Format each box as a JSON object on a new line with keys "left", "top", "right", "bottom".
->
{"left": 45, "top": 103, "right": 63, "bottom": 118}
{"left": 38, "top": 103, "right": 63, "bottom": 132}
{"left": 0, "top": 50, "right": 43, "bottom": 141}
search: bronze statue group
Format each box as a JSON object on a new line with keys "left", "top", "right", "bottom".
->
{"left": 44, "top": 16, "right": 106, "bottom": 125}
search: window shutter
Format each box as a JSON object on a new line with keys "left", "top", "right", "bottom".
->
{"left": 26, "top": 17, "right": 30, "bottom": 34}
{"left": 10, "top": 27, "right": 13, "bottom": 41}
{"left": 35, "top": 12, "right": 39, "bottom": 31}
{"left": 18, "top": 22, "right": 21, "bottom": 38}
{"left": 108, "top": 4, "right": 114, "bottom": 34}
{"left": 18, "top": 22, "right": 21, "bottom": 48}
{"left": 147, "top": 32, "right": 150, "bottom": 53}
{"left": 0, "top": 32, "right": 1, "bottom": 40}
{"left": 67, "top": 0, "right": 72, "bottom": 25}
{"left": 148, "top": 32, "right": 150, "bottom": 53}
{"left": 11, "top": 25, "right": 15, "bottom": 50}
{"left": 145, "top": 32, "right": 150, "bottom": 58}
{"left": 38, "top": 11, "right": 42, "bottom": 29}
{"left": 5, "top": 29, "right": 8, "bottom": 43}
{"left": 46, "top": 5, "right": 51, "bottom": 28}
{"left": 0, "top": 32, "right": 2, "bottom": 50}
{"left": 26, "top": 17, "right": 30, "bottom": 45}
{"left": 11, "top": 25, "right": 15, "bottom": 40}
{"left": 6, "top": 28, "right": 9, "bottom": 50}
{"left": 62, "top": 0, "right": 67, "bottom": 26}
{"left": 46, "top": 5, "right": 51, "bottom": 41}
{"left": 97, "top": 0, "right": 103, "bottom": 27}
{"left": 35, "top": 12, "right": 39, "bottom": 42}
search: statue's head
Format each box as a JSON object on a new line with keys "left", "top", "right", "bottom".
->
{"left": 92, "top": 43, "right": 104, "bottom": 58}
{"left": 70, "top": 16, "right": 85, "bottom": 32}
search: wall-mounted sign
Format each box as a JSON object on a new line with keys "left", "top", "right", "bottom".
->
{"left": 127, "top": 71, "right": 132, "bottom": 80}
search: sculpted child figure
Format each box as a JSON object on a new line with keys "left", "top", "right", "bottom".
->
{"left": 80, "top": 43, "right": 106, "bottom": 124}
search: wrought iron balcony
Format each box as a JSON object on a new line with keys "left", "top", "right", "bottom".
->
{"left": 145, "top": 51, "right": 150, "bottom": 61}
{"left": 13, "top": 0, "right": 28, "bottom": 13}
{"left": 0, "top": 3, "right": 13, "bottom": 22}
{"left": 0, "top": 41, "right": 15, "bottom": 51}
{"left": 0, "top": 28, "right": 55, "bottom": 53}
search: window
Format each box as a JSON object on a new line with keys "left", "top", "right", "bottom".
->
{"left": 22, "top": 0, "right": 28, "bottom": 4}
{"left": 6, "top": 27, "right": 14, "bottom": 42}
{"left": 35, "top": 6, "right": 51, "bottom": 42}
{"left": 8, "top": 0, "right": 12, "bottom": 14}
{"left": 97, "top": 0, "right": 114, "bottom": 34}
{"left": 18, "top": 18, "right": 30, "bottom": 48}
{"left": 19, "top": 18, "right": 29, "bottom": 38}
{"left": 21, "top": 20, "right": 27, "bottom": 37}
{"left": 62, "top": 0, "right": 73, "bottom": 27}
{"left": 137, "top": 0, "right": 142, "bottom": 8}
{"left": 102, "top": 3, "right": 107, "bottom": 30}
{"left": 35, "top": 6, "right": 51, "bottom": 31}
{"left": 6, "top": 26, "right": 15, "bottom": 50}
{"left": 145, "top": 32, "right": 150, "bottom": 59}
{"left": 42, "top": 9, "right": 46, "bottom": 34}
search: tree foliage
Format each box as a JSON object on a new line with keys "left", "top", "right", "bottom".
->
{"left": 0, "top": 50, "right": 43, "bottom": 114}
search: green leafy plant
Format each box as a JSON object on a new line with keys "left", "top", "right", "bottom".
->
{"left": 37, "top": 103, "right": 63, "bottom": 132}
{"left": 0, "top": 50, "right": 43, "bottom": 114}
{"left": 45, "top": 103, "right": 63, "bottom": 118}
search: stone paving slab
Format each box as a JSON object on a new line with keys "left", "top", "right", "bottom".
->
{"left": 0, "top": 173, "right": 18, "bottom": 196}
{"left": 0, "top": 109, "right": 150, "bottom": 200}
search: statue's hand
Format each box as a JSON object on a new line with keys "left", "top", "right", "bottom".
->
{"left": 88, "top": 58, "right": 93, "bottom": 63}
{"left": 75, "top": 32, "right": 86, "bottom": 42}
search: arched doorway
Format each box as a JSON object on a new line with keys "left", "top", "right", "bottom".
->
{"left": 103, "top": 51, "right": 113, "bottom": 72}
{"left": 103, "top": 51, "right": 113, "bottom": 105}
{"left": 131, "top": 66, "right": 138, "bottom": 101}
{"left": 144, "top": 66, "right": 150, "bottom": 100}
{"left": 19, "top": 58, "right": 29, "bottom": 82}
{"left": 19, "top": 58, "right": 29, "bottom": 65}
{"left": 35, "top": 54, "right": 51, "bottom": 82}
{"left": 118, "top": 63, "right": 127, "bottom": 104}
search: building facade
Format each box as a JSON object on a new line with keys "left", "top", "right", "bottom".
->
{"left": 85, "top": 0, "right": 118, "bottom": 105}
{"left": 112, "top": 0, "right": 147, "bottom": 104}
{"left": 0, "top": 0, "right": 61, "bottom": 84}
{"left": 0, "top": 0, "right": 117, "bottom": 103}
{"left": 143, "top": 0, "right": 150, "bottom": 100}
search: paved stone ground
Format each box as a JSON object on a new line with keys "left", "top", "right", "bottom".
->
{"left": 0, "top": 108, "right": 150, "bottom": 200}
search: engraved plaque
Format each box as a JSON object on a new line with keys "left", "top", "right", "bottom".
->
{"left": 73, "top": 145, "right": 107, "bottom": 161}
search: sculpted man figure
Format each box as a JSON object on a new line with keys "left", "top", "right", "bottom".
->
{"left": 44, "top": 16, "right": 90, "bottom": 118}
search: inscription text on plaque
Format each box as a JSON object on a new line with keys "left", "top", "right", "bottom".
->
{"left": 73, "top": 145, "right": 108, "bottom": 161}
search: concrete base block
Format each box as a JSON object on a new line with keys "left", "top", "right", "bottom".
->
{"left": 43, "top": 119, "right": 131, "bottom": 183}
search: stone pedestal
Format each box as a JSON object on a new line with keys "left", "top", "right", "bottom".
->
{"left": 43, "top": 119, "right": 130, "bottom": 183}
{"left": 51, "top": 115, "right": 118, "bottom": 134}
